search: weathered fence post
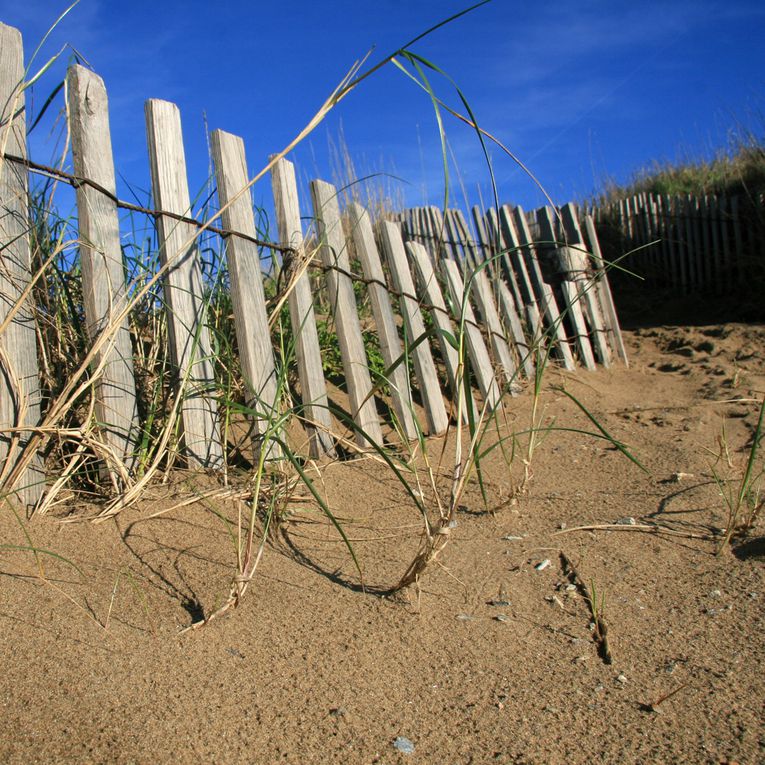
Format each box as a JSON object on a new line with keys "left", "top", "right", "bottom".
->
{"left": 507, "top": 204, "right": 576, "bottom": 370}
{"left": 471, "top": 206, "right": 536, "bottom": 378}
{"left": 441, "top": 258, "right": 502, "bottom": 412}
{"left": 536, "top": 206, "right": 595, "bottom": 370}
{"left": 67, "top": 65, "right": 140, "bottom": 479}
{"left": 407, "top": 240, "right": 472, "bottom": 423}
{"left": 270, "top": 157, "right": 335, "bottom": 458}
{"left": 145, "top": 99, "right": 222, "bottom": 468}
{"left": 583, "top": 215, "right": 628, "bottom": 366}
{"left": 0, "top": 23, "right": 44, "bottom": 507}
{"left": 347, "top": 202, "right": 418, "bottom": 441}
{"left": 452, "top": 210, "right": 518, "bottom": 388}
{"left": 310, "top": 180, "right": 383, "bottom": 448}
{"left": 211, "top": 130, "right": 283, "bottom": 458}
{"left": 560, "top": 203, "right": 611, "bottom": 368}
{"left": 378, "top": 221, "right": 449, "bottom": 435}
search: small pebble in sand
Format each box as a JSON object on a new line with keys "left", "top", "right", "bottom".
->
{"left": 616, "top": 674, "right": 628, "bottom": 684}
{"left": 535, "top": 559, "right": 551, "bottom": 571}
{"left": 494, "top": 614, "right": 509, "bottom": 623}
{"left": 456, "top": 613, "right": 475, "bottom": 621}
{"left": 393, "top": 736, "right": 415, "bottom": 755}
{"left": 501, "top": 535, "right": 523, "bottom": 541}
{"left": 709, "top": 590, "right": 722, "bottom": 598}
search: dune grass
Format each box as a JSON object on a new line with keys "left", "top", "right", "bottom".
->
{"left": 595, "top": 123, "right": 765, "bottom": 204}
{"left": 0, "top": 2, "right": 654, "bottom": 630}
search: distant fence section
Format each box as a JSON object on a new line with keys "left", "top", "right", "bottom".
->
{"left": 590, "top": 190, "right": 765, "bottom": 296}
{"left": 394, "top": 203, "right": 628, "bottom": 375}
{"left": 0, "top": 20, "right": 626, "bottom": 509}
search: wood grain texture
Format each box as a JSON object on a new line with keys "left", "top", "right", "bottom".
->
{"left": 471, "top": 205, "right": 536, "bottom": 377}
{"left": 471, "top": 206, "right": 496, "bottom": 277}
{"left": 211, "top": 130, "right": 283, "bottom": 457}
{"left": 378, "top": 221, "right": 448, "bottom": 435}
{"left": 310, "top": 180, "right": 382, "bottom": 448}
{"left": 533, "top": 207, "right": 579, "bottom": 371}
{"left": 452, "top": 212, "right": 518, "bottom": 387}
{"left": 495, "top": 277, "right": 536, "bottom": 381}
{"left": 67, "top": 65, "right": 140, "bottom": 475}
{"left": 269, "top": 158, "right": 335, "bottom": 458}
{"left": 484, "top": 207, "right": 524, "bottom": 310}
{"left": 560, "top": 280, "right": 596, "bottom": 371}
{"left": 145, "top": 99, "right": 222, "bottom": 467}
{"left": 347, "top": 202, "right": 417, "bottom": 440}
{"left": 441, "top": 258, "right": 502, "bottom": 412}
{"left": 511, "top": 205, "right": 551, "bottom": 305}
{"left": 0, "top": 24, "right": 44, "bottom": 507}
{"left": 498, "top": 206, "right": 538, "bottom": 307}
{"left": 560, "top": 204, "right": 610, "bottom": 368}
{"left": 407, "top": 240, "right": 471, "bottom": 423}
{"left": 583, "top": 215, "right": 628, "bottom": 366}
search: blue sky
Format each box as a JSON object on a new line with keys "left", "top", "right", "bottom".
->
{"left": 2, "top": 0, "right": 764, "bottom": 222}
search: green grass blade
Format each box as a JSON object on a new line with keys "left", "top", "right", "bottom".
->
{"left": 553, "top": 386, "right": 648, "bottom": 473}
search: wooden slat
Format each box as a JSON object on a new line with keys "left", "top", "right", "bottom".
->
{"left": 428, "top": 206, "right": 448, "bottom": 260}
{"left": 510, "top": 204, "right": 582, "bottom": 369}
{"left": 656, "top": 195, "right": 671, "bottom": 286}
{"left": 718, "top": 196, "right": 733, "bottom": 291}
{"left": 560, "top": 281, "right": 596, "bottom": 370}
{"left": 347, "top": 203, "right": 417, "bottom": 440}
{"left": 68, "top": 65, "right": 140, "bottom": 477}
{"left": 407, "top": 240, "right": 471, "bottom": 423}
{"left": 683, "top": 195, "right": 698, "bottom": 289}
{"left": 378, "top": 221, "right": 449, "bottom": 435}
{"left": 145, "top": 99, "right": 222, "bottom": 467}
{"left": 679, "top": 196, "right": 693, "bottom": 292}
{"left": 495, "top": 280, "right": 536, "bottom": 380}
{"left": 417, "top": 207, "right": 434, "bottom": 260}
{"left": 583, "top": 215, "right": 628, "bottom": 366}
{"left": 469, "top": 267, "right": 519, "bottom": 388}
{"left": 470, "top": 208, "right": 536, "bottom": 376}
{"left": 485, "top": 207, "right": 524, "bottom": 310}
{"left": 692, "top": 194, "right": 704, "bottom": 289}
{"left": 559, "top": 204, "right": 611, "bottom": 368}
{"left": 270, "top": 158, "right": 335, "bottom": 458}
{"left": 699, "top": 196, "right": 712, "bottom": 290}
{"left": 310, "top": 180, "right": 383, "bottom": 448}
{"left": 533, "top": 207, "right": 577, "bottom": 370}
{"left": 511, "top": 205, "right": 550, "bottom": 303}
{"left": 708, "top": 195, "right": 722, "bottom": 295}
{"left": 441, "top": 258, "right": 502, "bottom": 412}
{"left": 442, "top": 209, "right": 465, "bottom": 264}
{"left": 731, "top": 196, "right": 744, "bottom": 285}
{"left": 661, "top": 194, "right": 680, "bottom": 291}
{"left": 211, "top": 130, "right": 283, "bottom": 457}
{"left": 471, "top": 205, "right": 494, "bottom": 270}
{"left": 0, "top": 23, "right": 44, "bottom": 507}
{"left": 451, "top": 211, "right": 519, "bottom": 385}
{"left": 499, "top": 207, "right": 538, "bottom": 306}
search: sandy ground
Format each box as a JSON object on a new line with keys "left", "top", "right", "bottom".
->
{"left": 1, "top": 321, "right": 764, "bottom": 765}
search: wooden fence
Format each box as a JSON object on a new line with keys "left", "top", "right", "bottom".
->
{"left": 0, "top": 21, "right": 626, "bottom": 509}
{"left": 590, "top": 190, "right": 765, "bottom": 295}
